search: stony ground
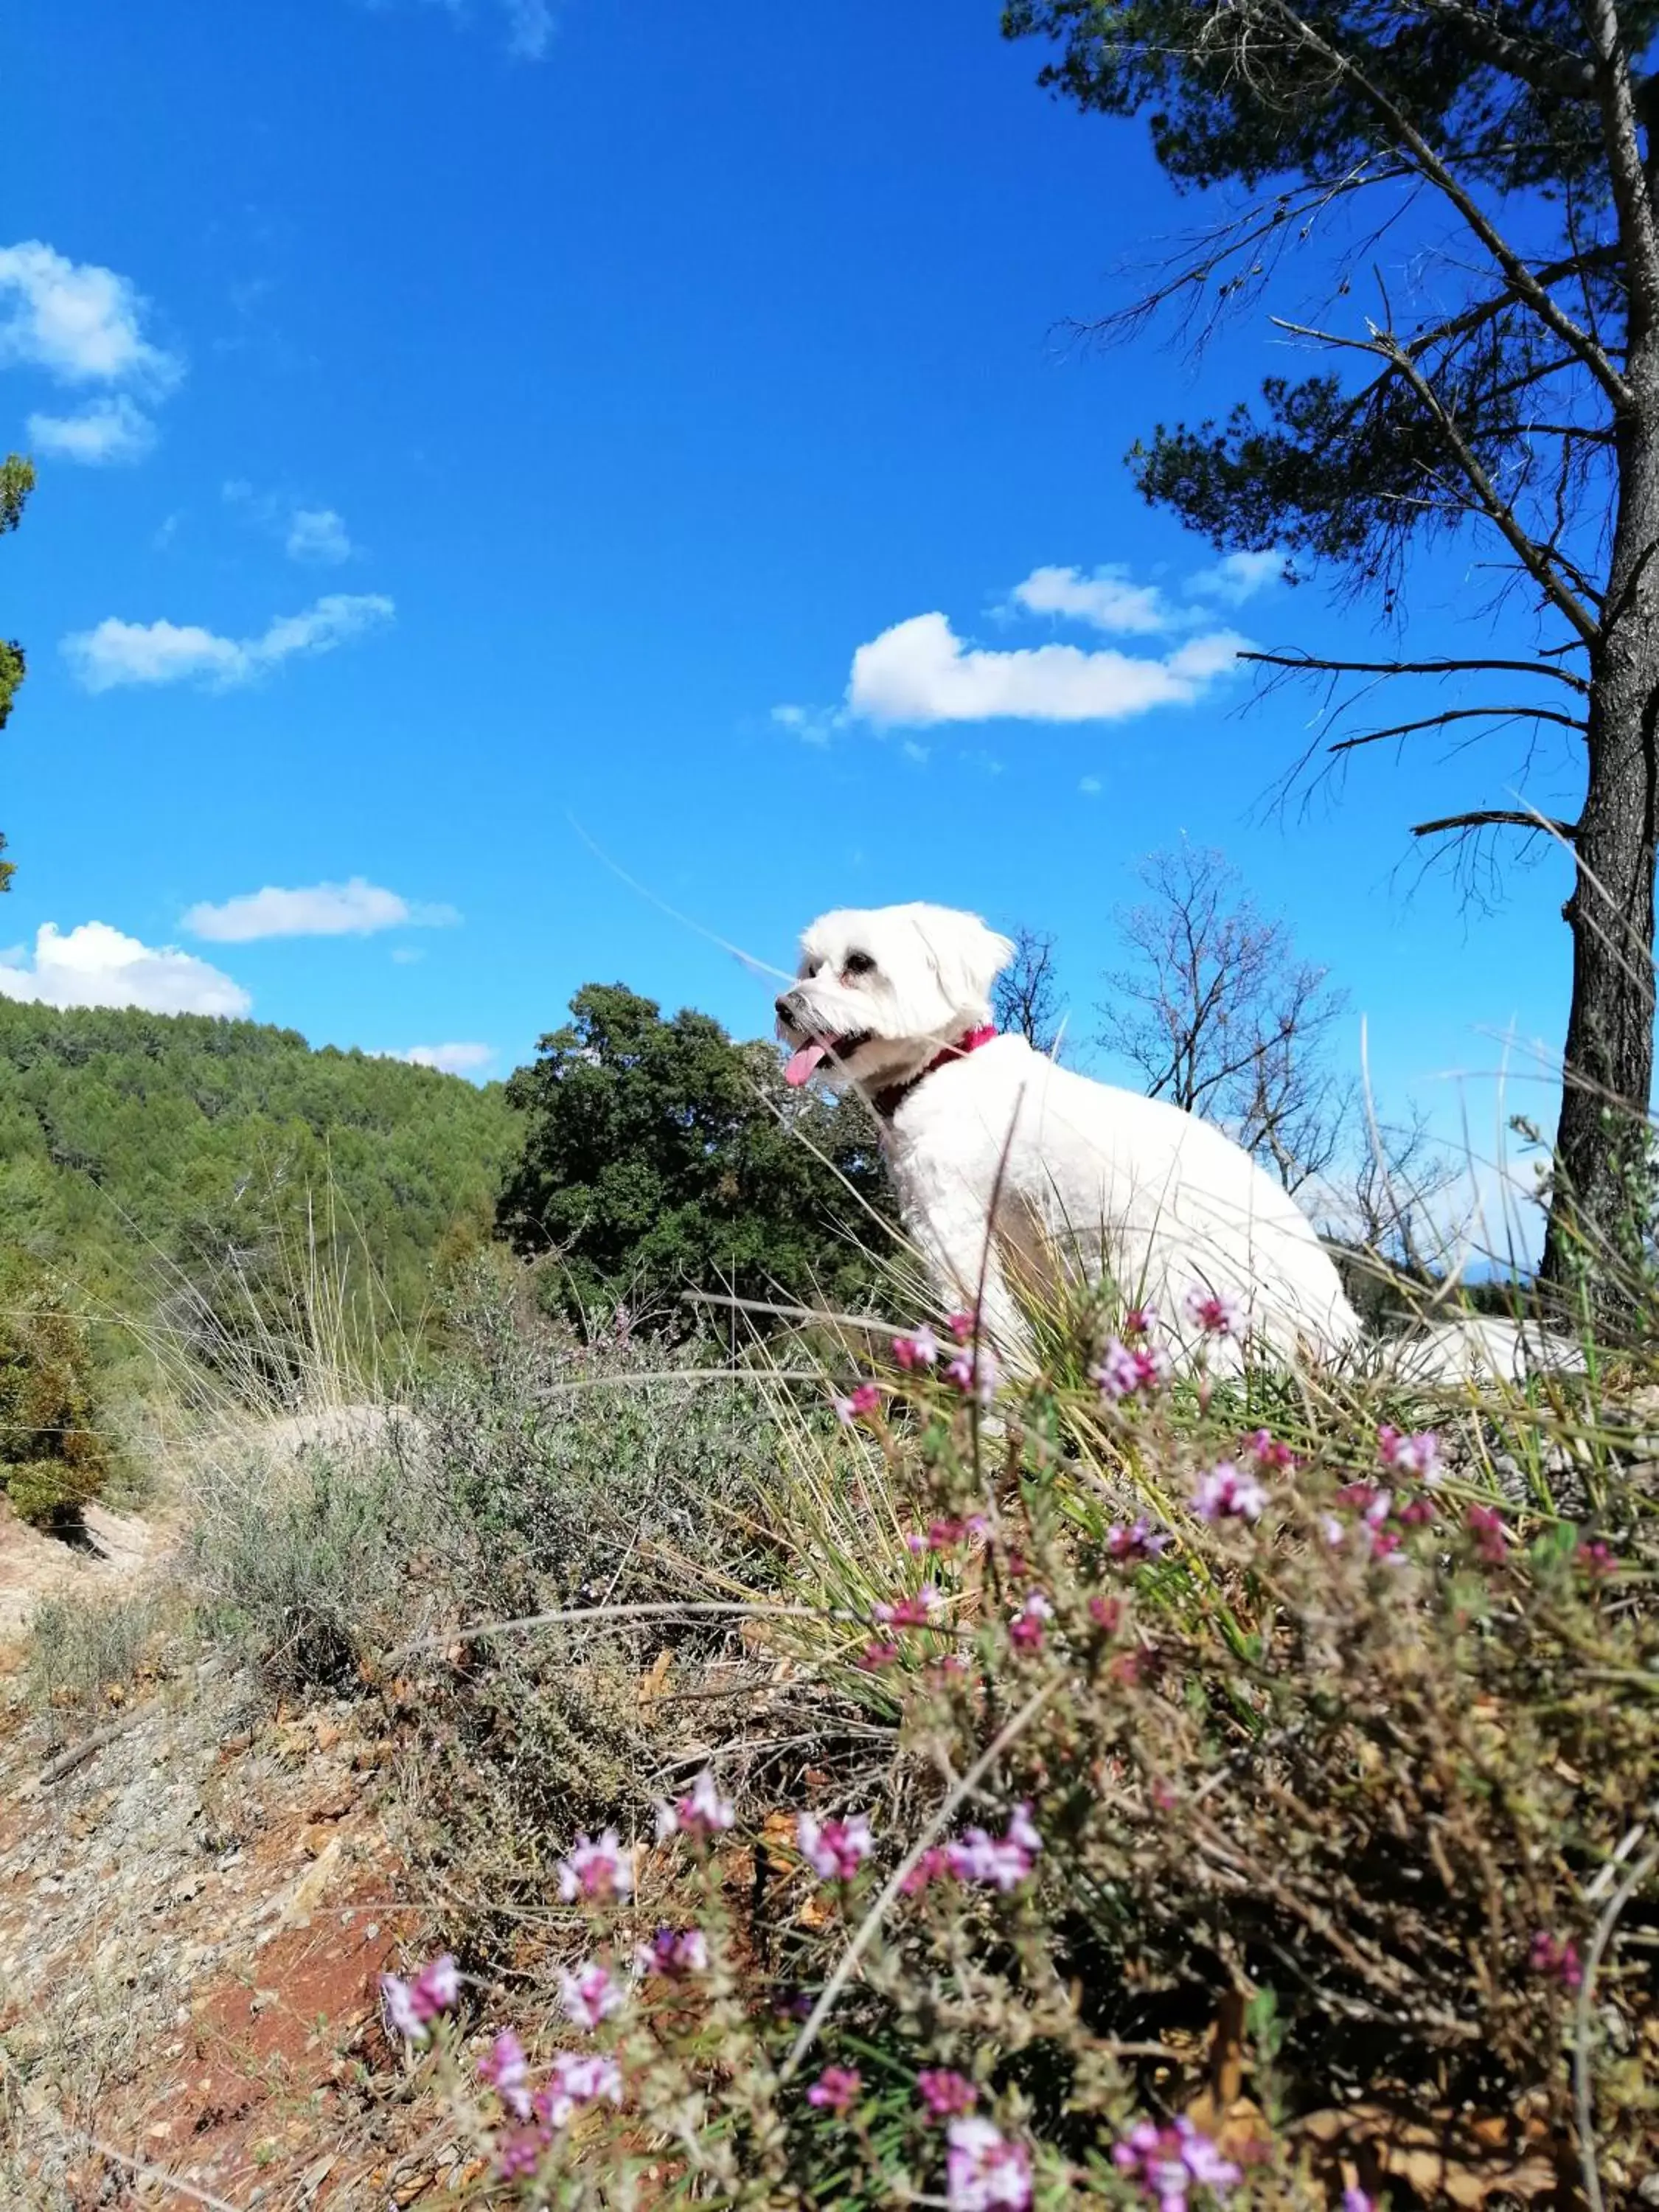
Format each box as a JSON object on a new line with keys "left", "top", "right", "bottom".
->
{"left": 0, "top": 1500, "right": 470, "bottom": 2211}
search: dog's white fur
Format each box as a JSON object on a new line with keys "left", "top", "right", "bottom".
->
{"left": 778, "top": 901, "right": 1360, "bottom": 1369}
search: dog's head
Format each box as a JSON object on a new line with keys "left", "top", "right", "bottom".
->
{"left": 776, "top": 902, "right": 1015, "bottom": 1093}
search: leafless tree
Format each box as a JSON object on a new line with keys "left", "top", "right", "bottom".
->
{"left": 993, "top": 925, "right": 1065, "bottom": 1057}
{"left": 1097, "top": 845, "right": 1351, "bottom": 1192}
{"left": 1338, "top": 1105, "right": 1470, "bottom": 1273}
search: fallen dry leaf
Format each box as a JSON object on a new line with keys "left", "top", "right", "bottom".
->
{"left": 1298, "top": 2101, "right": 1558, "bottom": 2206}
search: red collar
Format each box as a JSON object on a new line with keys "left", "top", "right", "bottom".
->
{"left": 872, "top": 1025, "right": 997, "bottom": 1122}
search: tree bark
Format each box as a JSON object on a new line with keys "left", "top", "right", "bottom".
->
{"left": 1540, "top": 407, "right": 1659, "bottom": 1311}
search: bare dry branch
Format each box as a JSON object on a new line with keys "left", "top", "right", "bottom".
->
{"left": 1242, "top": 650, "right": 1588, "bottom": 694}
{"left": 1411, "top": 808, "right": 1578, "bottom": 840}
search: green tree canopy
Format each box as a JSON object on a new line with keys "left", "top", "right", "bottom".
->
{"left": 0, "top": 997, "right": 516, "bottom": 1384}
{"left": 496, "top": 983, "right": 897, "bottom": 1327}
{"left": 0, "top": 453, "right": 35, "bottom": 893}
{"left": 1005, "top": 0, "right": 1659, "bottom": 1306}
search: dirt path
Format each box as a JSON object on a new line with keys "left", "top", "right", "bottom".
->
{"left": 0, "top": 1501, "right": 166, "bottom": 1641}
{"left": 0, "top": 1414, "right": 456, "bottom": 2207}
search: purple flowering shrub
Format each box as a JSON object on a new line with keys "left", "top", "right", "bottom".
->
{"left": 364, "top": 1281, "right": 1659, "bottom": 2205}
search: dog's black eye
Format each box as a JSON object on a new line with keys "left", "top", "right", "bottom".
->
{"left": 842, "top": 950, "right": 875, "bottom": 978}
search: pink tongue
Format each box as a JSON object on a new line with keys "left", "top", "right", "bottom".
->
{"left": 784, "top": 1040, "right": 831, "bottom": 1087}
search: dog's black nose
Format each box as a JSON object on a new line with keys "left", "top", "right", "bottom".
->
{"left": 774, "top": 992, "right": 799, "bottom": 1023}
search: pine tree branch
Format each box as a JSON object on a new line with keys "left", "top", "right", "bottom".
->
{"left": 1416, "top": 0, "right": 1596, "bottom": 103}
{"left": 1583, "top": 0, "right": 1659, "bottom": 344}
{"left": 1329, "top": 703, "right": 1587, "bottom": 756}
{"left": 1411, "top": 808, "right": 1578, "bottom": 840}
{"left": 1402, "top": 248, "right": 1620, "bottom": 369}
{"left": 1368, "top": 325, "right": 1603, "bottom": 639}
{"left": 1262, "top": 0, "right": 1634, "bottom": 411}
{"left": 1241, "top": 650, "right": 1589, "bottom": 694}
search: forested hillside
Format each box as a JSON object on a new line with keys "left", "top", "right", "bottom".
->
{"left": 0, "top": 1000, "right": 515, "bottom": 1352}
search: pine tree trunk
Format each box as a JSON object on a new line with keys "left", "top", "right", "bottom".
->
{"left": 1539, "top": 430, "right": 1659, "bottom": 1311}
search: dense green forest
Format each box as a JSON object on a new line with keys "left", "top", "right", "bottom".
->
{"left": 0, "top": 998, "right": 516, "bottom": 1355}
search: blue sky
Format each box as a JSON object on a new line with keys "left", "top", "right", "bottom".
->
{"left": 2, "top": 0, "right": 1574, "bottom": 1195}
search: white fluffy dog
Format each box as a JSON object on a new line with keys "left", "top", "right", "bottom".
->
{"left": 777, "top": 901, "right": 1360, "bottom": 1370}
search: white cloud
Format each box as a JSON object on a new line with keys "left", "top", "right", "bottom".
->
{"left": 184, "top": 877, "right": 459, "bottom": 942}
{"left": 285, "top": 506, "right": 354, "bottom": 564}
{"left": 62, "top": 592, "right": 395, "bottom": 693}
{"left": 0, "top": 240, "right": 180, "bottom": 388}
{"left": 386, "top": 0, "right": 554, "bottom": 59}
{"left": 501, "top": 0, "right": 554, "bottom": 57}
{"left": 27, "top": 393, "right": 155, "bottom": 465}
{"left": 397, "top": 1041, "right": 495, "bottom": 1075}
{"left": 847, "top": 611, "right": 1248, "bottom": 727}
{"left": 1079, "top": 775, "right": 1102, "bottom": 796}
{"left": 0, "top": 921, "right": 249, "bottom": 1017}
{"left": 771, "top": 702, "right": 842, "bottom": 746}
{"left": 1186, "top": 549, "right": 1284, "bottom": 605}
{"left": 225, "top": 482, "right": 358, "bottom": 564}
{"left": 1006, "top": 566, "right": 1173, "bottom": 636}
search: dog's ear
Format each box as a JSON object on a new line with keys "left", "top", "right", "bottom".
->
{"left": 924, "top": 911, "right": 1015, "bottom": 1020}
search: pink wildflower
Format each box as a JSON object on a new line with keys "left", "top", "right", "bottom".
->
{"left": 1332, "top": 1483, "right": 1402, "bottom": 1559}
{"left": 1093, "top": 1337, "right": 1172, "bottom": 1400}
{"left": 798, "top": 1810, "right": 875, "bottom": 1881}
{"left": 1008, "top": 1589, "right": 1054, "bottom": 1652}
{"left": 894, "top": 1325, "right": 942, "bottom": 1370}
{"left": 634, "top": 1925, "right": 709, "bottom": 1978}
{"left": 557, "top": 1829, "right": 633, "bottom": 1903}
{"left": 1182, "top": 1283, "right": 1245, "bottom": 1338}
{"left": 1530, "top": 1930, "right": 1584, "bottom": 1989}
{"left": 856, "top": 1638, "right": 902, "bottom": 1670}
{"left": 900, "top": 1844, "right": 953, "bottom": 1895}
{"left": 917, "top": 2068, "right": 978, "bottom": 2121}
{"left": 807, "top": 2064, "right": 863, "bottom": 2114}
{"left": 557, "top": 1961, "right": 625, "bottom": 2031}
{"left": 1192, "top": 1461, "right": 1267, "bottom": 1523}
{"left": 478, "top": 2028, "right": 532, "bottom": 2120}
{"left": 1578, "top": 1539, "right": 1615, "bottom": 1578}
{"left": 832, "top": 1380, "right": 882, "bottom": 1425}
{"left": 1239, "top": 1427, "right": 1297, "bottom": 1472}
{"left": 947, "top": 1311, "right": 975, "bottom": 1342}
{"left": 1467, "top": 1503, "right": 1508, "bottom": 1565}
{"left": 380, "top": 1953, "right": 459, "bottom": 2043}
{"left": 874, "top": 1584, "right": 945, "bottom": 1628}
{"left": 1113, "top": 2114, "right": 1242, "bottom": 2209}
{"left": 536, "top": 2051, "right": 624, "bottom": 2129}
{"left": 913, "top": 1516, "right": 967, "bottom": 1554}
{"left": 1088, "top": 1593, "right": 1122, "bottom": 1635}
{"left": 1122, "top": 1304, "right": 1158, "bottom": 1338}
{"left": 1106, "top": 1517, "right": 1171, "bottom": 1563}
{"left": 945, "top": 1343, "right": 1001, "bottom": 1406}
{"left": 947, "top": 1801, "right": 1041, "bottom": 1893}
{"left": 496, "top": 2130, "right": 543, "bottom": 2180}
{"left": 1343, "top": 2192, "right": 1375, "bottom": 2212}
{"left": 946, "top": 2115, "right": 1033, "bottom": 2212}
{"left": 1378, "top": 1423, "right": 1444, "bottom": 1484}
{"left": 655, "top": 1768, "right": 736, "bottom": 1843}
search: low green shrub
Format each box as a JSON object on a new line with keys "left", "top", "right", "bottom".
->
{"left": 184, "top": 1437, "right": 406, "bottom": 1693}
{"left": 0, "top": 1258, "right": 113, "bottom": 1525}
{"left": 27, "top": 1589, "right": 157, "bottom": 1716}
{"left": 356, "top": 1281, "right": 1659, "bottom": 2208}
